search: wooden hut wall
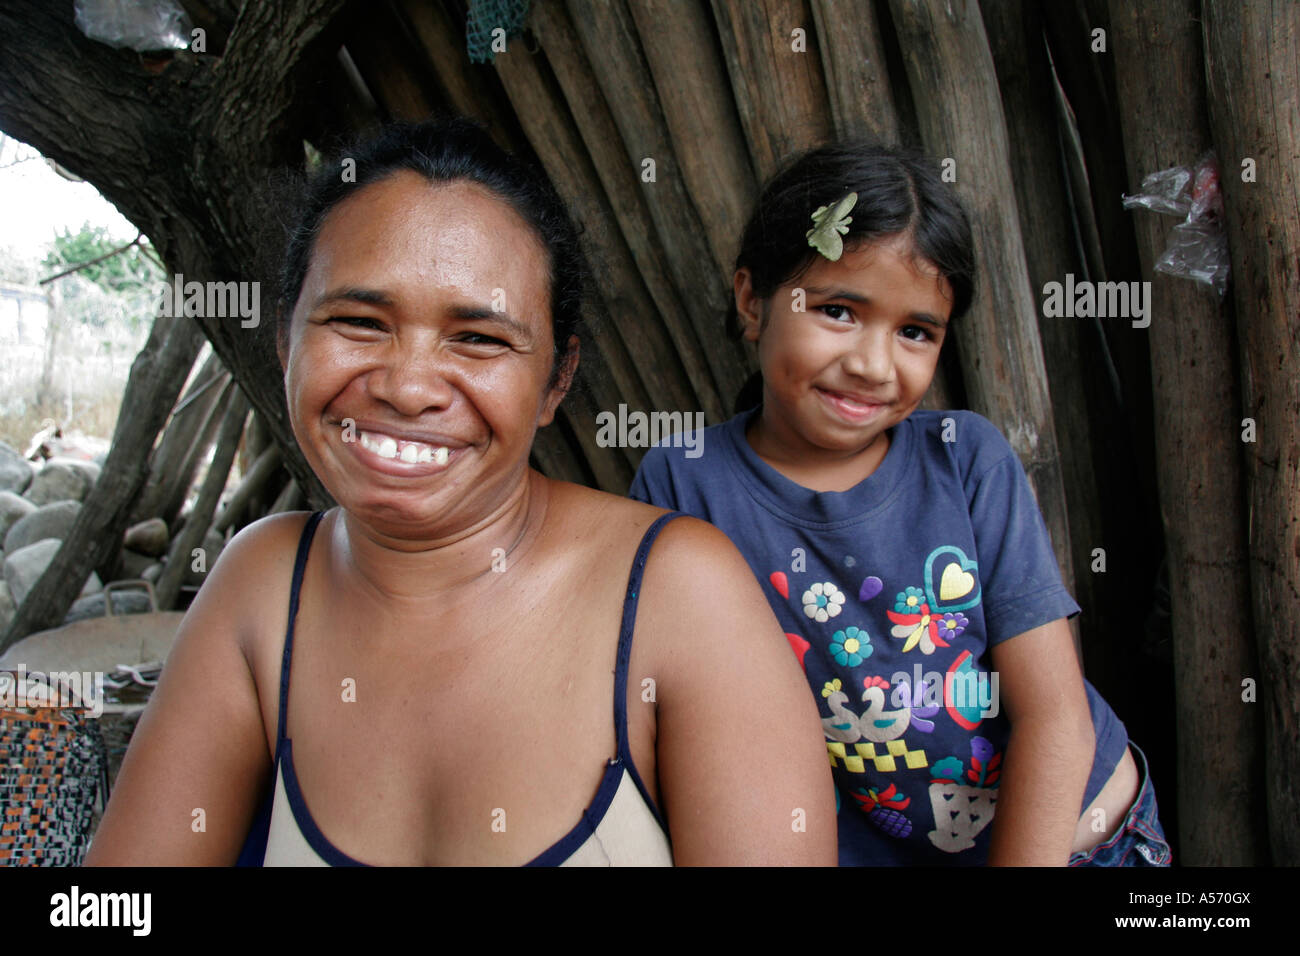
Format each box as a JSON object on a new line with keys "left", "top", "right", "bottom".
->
{"left": 273, "top": 0, "right": 1289, "bottom": 861}
{"left": 2, "top": 0, "right": 1291, "bottom": 863}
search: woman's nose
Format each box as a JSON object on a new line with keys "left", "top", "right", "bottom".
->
{"left": 366, "top": 340, "right": 455, "bottom": 416}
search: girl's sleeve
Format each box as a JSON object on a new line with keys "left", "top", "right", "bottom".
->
{"left": 627, "top": 445, "right": 678, "bottom": 508}
{"left": 965, "top": 444, "right": 1080, "bottom": 646}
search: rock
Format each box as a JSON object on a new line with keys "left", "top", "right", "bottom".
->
{"left": 184, "top": 528, "right": 226, "bottom": 586}
{"left": 5, "top": 500, "right": 81, "bottom": 554}
{"left": 3, "top": 538, "right": 101, "bottom": 606}
{"left": 118, "top": 548, "right": 157, "bottom": 580}
{"left": 23, "top": 461, "right": 90, "bottom": 505}
{"left": 123, "top": 517, "right": 169, "bottom": 557}
{"left": 0, "top": 491, "right": 37, "bottom": 542}
{"left": 141, "top": 562, "right": 163, "bottom": 583}
{"left": 49, "top": 456, "right": 101, "bottom": 487}
{"left": 0, "top": 442, "right": 32, "bottom": 495}
{"left": 63, "top": 589, "right": 154, "bottom": 624}
{"left": 0, "top": 580, "right": 14, "bottom": 633}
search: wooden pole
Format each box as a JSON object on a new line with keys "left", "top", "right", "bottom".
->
{"left": 1109, "top": 0, "right": 1264, "bottom": 866}
{"left": 156, "top": 389, "right": 250, "bottom": 611}
{"left": 627, "top": 0, "right": 757, "bottom": 277}
{"left": 887, "top": 0, "right": 1077, "bottom": 608}
{"left": 559, "top": 0, "right": 750, "bottom": 417}
{"left": 709, "top": 0, "right": 833, "bottom": 181}
{"left": 810, "top": 0, "right": 900, "bottom": 142}
{"left": 1202, "top": 0, "right": 1300, "bottom": 864}
{"left": 981, "top": 0, "right": 1116, "bottom": 672}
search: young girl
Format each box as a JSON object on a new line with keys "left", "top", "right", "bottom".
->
{"left": 629, "top": 142, "right": 1170, "bottom": 866}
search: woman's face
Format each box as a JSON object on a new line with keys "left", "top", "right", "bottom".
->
{"left": 281, "top": 171, "right": 572, "bottom": 539}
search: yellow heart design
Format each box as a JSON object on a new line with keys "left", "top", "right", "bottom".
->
{"left": 939, "top": 562, "right": 975, "bottom": 601}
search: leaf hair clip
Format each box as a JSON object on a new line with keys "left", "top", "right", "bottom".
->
{"left": 806, "top": 191, "right": 858, "bottom": 261}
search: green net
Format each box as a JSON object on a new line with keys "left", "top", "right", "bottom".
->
{"left": 466, "top": 0, "right": 532, "bottom": 64}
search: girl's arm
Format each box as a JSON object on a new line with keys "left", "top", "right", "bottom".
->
{"left": 985, "top": 617, "right": 1095, "bottom": 866}
{"left": 84, "top": 517, "right": 298, "bottom": 864}
{"left": 637, "top": 517, "right": 838, "bottom": 865}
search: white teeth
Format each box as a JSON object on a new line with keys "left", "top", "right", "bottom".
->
{"left": 356, "top": 429, "right": 451, "bottom": 466}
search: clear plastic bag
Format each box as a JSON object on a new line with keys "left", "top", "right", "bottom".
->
{"left": 73, "top": 0, "right": 192, "bottom": 53}
{"left": 1122, "top": 152, "right": 1229, "bottom": 296}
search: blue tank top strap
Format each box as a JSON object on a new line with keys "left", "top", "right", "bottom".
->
{"left": 612, "top": 510, "right": 686, "bottom": 823}
{"left": 237, "top": 510, "right": 325, "bottom": 865}
{"left": 276, "top": 510, "right": 326, "bottom": 751}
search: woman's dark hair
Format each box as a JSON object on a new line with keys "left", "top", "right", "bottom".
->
{"left": 277, "top": 117, "right": 590, "bottom": 390}
{"left": 729, "top": 141, "right": 975, "bottom": 413}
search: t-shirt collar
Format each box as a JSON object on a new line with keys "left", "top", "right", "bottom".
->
{"left": 720, "top": 405, "right": 915, "bottom": 526}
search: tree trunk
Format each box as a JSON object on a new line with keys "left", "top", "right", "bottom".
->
{"left": 1203, "top": 0, "right": 1300, "bottom": 865}
{"left": 0, "top": 0, "right": 350, "bottom": 515}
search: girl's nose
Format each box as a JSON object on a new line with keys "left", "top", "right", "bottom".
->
{"left": 842, "top": 330, "right": 894, "bottom": 384}
{"left": 366, "top": 341, "right": 455, "bottom": 416}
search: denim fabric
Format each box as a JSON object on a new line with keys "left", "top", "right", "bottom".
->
{"left": 1069, "top": 740, "right": 1171, "bottom": 867}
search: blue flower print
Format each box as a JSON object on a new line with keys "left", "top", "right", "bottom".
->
{"left": 829, "top": 626, "right": 873, "bottom": 667}
{"left": 894, "top": 587, "right": 925, "bottom": 615}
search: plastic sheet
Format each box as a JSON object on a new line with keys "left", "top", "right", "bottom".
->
{"left": 1122, "top": 153, "right": 1230, "bottom": 296}
{"left": 73, "top": 0, "right": 192, "bottom": 53}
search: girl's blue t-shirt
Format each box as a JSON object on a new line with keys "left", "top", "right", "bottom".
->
{"left": 628, "top": 406, "right": 1128, "bottom": 865}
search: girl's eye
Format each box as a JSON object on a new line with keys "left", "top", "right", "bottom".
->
{"left": 900, "top": 325, "right": 933, "bottom": 343}
{"left": 819, "top": 304, "right": 852, "bottom": 322}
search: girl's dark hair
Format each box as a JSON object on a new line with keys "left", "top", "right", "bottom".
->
{"left": 277, "top": 117, "right": 590, "bottom": 390}
{"left": 728, "top": 141, "right": 975, "bottom": 412}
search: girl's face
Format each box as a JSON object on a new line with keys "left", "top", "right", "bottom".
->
{"left": 281, "top": 171, "right": 574, "bottom": 539}
{"left": 736, "top": 235, "right": 952, "bottom": 463}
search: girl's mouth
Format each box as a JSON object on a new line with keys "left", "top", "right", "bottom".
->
{"left": 816, "top": 387, "right": 888, "bottom": 423}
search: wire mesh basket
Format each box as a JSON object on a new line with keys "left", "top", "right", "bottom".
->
{"left": 0, "top": 702, "right": 108, "bottom": 866}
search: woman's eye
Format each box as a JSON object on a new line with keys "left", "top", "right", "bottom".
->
{"left": 459, "top": 332, "right": 509, "bottom": 347}
{"left": 819, "top": 304, "right": 852, "bottom": 322}
{"left": 900, "top": 325, "right": 932, "bottom": 343}
{"left": 329, "top": 316, "right": 384, "bottom": 331}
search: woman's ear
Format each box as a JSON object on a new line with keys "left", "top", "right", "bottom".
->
{"left": 733, "top": 268, "right": 763, "bottom": 343}
{"left": 538, "top": 335, "right": 580, "bottom": 427}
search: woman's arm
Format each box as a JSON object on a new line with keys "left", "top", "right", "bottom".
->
{"left": 985, "top": 618, "right": 1095, "bottom": 866}
{"left": 84, "top": 517, "right": 300, "bottom": 865}
{"left": 636, "top": 517, "right": 838, "bottom": 865}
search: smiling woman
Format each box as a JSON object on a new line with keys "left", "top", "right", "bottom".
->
{"left": 82, "top": 118, "right": 836, "bottom": 867}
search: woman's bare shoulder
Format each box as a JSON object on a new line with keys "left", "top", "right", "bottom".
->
{"left": 187, "top": 510, "right": 320, "bottom": 657}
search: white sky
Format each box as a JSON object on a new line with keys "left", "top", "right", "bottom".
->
{"left": 0, "top": 135, "right": 138, "bottom": 259}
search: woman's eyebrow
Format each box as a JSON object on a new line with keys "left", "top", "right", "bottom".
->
{"left": 311, "top": 286, "right": 394, "bottom": 309}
